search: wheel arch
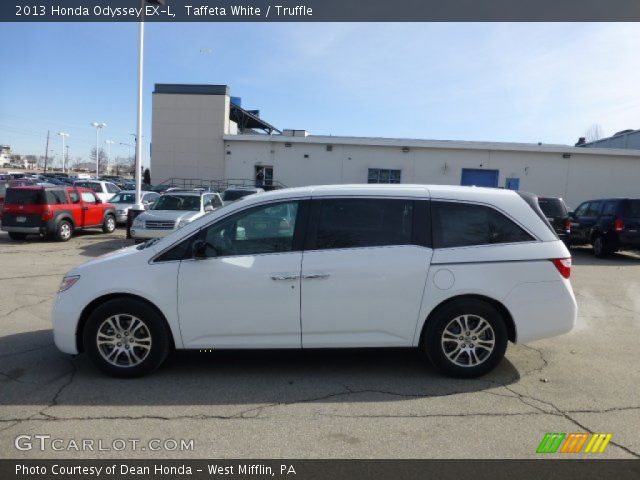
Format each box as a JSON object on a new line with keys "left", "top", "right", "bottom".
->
{"left": 75, "top": 293, "right": 176, "bottom": 353}
{"left": 418, "top": 294, "right": 517, "bottom": 346}
{"left": 54, "top": 213, "right": 75, "bottom": 229}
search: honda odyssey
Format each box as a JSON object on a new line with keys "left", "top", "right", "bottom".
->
{"left": 52, "top": 185, "right": 577, "bottom": 378}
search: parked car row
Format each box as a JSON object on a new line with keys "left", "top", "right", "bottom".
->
{"left": 532, "top": 194, "right": 640, "bottom": 257}
{"left": 0, "top": 183, "right": 266, "bottom": 243}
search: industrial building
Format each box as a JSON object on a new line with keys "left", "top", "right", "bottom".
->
{"left": 151, "top": 84, "right": 640, "bottom": 209}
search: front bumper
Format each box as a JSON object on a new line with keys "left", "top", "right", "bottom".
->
{"left": 52, "top": 291, "right": 82, "bottom": 355}
{"left": 130, "top": 227, "right": 174, "bottom": 240}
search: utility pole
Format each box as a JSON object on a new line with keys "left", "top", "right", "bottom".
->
{"left": 43, "top": 130, "right": 50, "bottom": 173}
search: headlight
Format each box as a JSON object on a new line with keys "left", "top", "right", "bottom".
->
{"left": 132, "top": 217, "right": 144, "bottom": 228}
{"left": 59, "top": 275, "right": 80, "bottom": 293}
{"left": 177, "top": 219, "right": 189, "bottom": 228}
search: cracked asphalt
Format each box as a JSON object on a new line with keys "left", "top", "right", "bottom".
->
{"left": 0, "top": 229, "right": 639, "bottom": 459}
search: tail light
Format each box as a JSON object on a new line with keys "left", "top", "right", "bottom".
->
{"left": 614, "top": 218, "right": 624, "bottom": 232}
{"left": 563, "top": 217, "right": 571, "bottom": 233}
{"left": 551, "top": 258, "right": 572, "bottom": 279}
{"left": 41, "top": 207, "right": 54, "bottom": 221}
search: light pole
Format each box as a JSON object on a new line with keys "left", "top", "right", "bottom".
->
{"left": 58, "top": 132, "right": 69, "bottom": 173}
{"left": 133, "top": 0, "right": 165, "bottom": 210}
{"left": 91, "top": 122, "right": 107, "bottom": 178}
{"left": 105, "top": 140, "right": 114, "bottom": 175}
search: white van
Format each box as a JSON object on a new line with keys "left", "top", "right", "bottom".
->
{"left": 52, "top": 185, "right": 577, "bottom": 378}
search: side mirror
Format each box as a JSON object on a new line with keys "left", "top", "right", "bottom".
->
{"left": 568, "top": 211, "right": 574, "bottom": 218}
{"left": 95, "top": 198, "right": 102, "bottom": 204}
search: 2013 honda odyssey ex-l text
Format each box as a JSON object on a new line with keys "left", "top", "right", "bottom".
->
{"left": 52, "top": 185, "right": 577, "bottom": 378}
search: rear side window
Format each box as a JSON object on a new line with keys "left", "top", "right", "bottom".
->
{"left": 586, "top": 201, "right": 602, "bottom": 216}
{"left": 5, "top": 189, "right": 43, "bottom": 205}
{"left": 76, "top": 182, "right": 101, "bottom": 193}
{"left": 45, "top": 190, "right": 68, "bottom": 205}
{"left": 538, "top": 198, "right": 567, "bottom": 218}
{"left": 624, "top": 200, "right": 640, "bottom": 218}
{"left": 312, "top": 198, "right": 413, "bottom": 250}
{"left": 106, "top": 183, "right": 120, "bottom": 194}
{"left": 602, "top": 201, "right": 618, "bottom": 216}
{"left": 432, "top": 201, "right": 534, "bottom": 248}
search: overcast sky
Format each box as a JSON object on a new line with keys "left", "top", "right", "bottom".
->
{"left": 1, "top": 22, "right": 639, "bottom": 166}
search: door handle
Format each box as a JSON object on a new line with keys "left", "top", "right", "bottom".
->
{"left": 270, "top": 274, "right": 300, "bottom": 281}
{"left": 302, "top": 272, "right": 331, "bottom": 280}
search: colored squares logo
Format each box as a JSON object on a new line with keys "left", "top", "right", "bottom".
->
{"left": 537, "top": 433, "right": 612, "bottom": 454}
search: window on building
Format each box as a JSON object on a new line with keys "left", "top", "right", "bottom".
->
{"left": 313, "top": 198, "right": 413, "bottom": 250}
{"left": 368, "top": 168, "right": 401, "bottom": 184}
{"left": 432, "top": 201, "right": 534, "bottom": 248}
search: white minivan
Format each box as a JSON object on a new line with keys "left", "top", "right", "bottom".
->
{"left": 52, "top": 185, "right": 577, "bottom": 378}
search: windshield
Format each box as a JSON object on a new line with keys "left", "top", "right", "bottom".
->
{"left": 152, "top": 195, "right": 201, "bottom": 211}
{"left": 223, "top": 190, "right": 254, "bottom": 202}
{"left": 75, "top": 181, "right": 102, "bottom": 193}
{"left": 109, "top": 193, "right": 136, "bottom": 204}
{"left": 538, "top": 198, "right": 567, "bottom": 218}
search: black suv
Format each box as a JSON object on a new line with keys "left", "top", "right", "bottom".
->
{"left": 537, "top": 196, "right": 571, "bottom": 244}
{"left": 568, "top": 198, "right": 640, "bottom": 257}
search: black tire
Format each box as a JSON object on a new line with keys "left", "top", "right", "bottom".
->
{"left": 592, "top": 235, "right": 611, "bottom": 258}
{"left": 102, "top": 214, "right": 116, "bottom": 234}
{"left": 54, "top": 220, "right": 73, "bottom": 242}
{"left": 423, "top": 298, "right": 508, "bottom": 378}
{"left": 83, "top": 298, "right": 171, "bottom": 377}
{"left": 8, "top": 232, "right": 27, "bottom": 241}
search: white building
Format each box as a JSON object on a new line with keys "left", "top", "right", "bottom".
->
{"left": 151, "top": 84, "right": 640, "bottom": 209}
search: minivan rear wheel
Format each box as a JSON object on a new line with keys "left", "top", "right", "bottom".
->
{"left": 83, "top": 298, "right": 171, "bottom": 377}
{"left": 424, "top": 299, "right": 508, "bottom": 378}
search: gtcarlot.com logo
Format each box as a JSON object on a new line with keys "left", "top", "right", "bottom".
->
{"left": 537, "top": 432, "right": 612, "bottom": 454}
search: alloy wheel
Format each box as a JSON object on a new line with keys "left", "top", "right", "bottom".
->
{"left": 441, "top": 314, "right": 496, "bottom": 367}
{"left": 96, "top": 314, "right": 152, "bottom": 368}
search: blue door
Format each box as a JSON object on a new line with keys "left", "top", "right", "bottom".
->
{"left": 460, "top": 169, "right": 499, "bottom": 187}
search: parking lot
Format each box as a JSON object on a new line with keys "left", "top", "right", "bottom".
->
{"left": 0, "top": 229, "right": 639, "bottom": 459}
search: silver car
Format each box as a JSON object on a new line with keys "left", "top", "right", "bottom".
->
{"left": 109, "top": 191, "right": 160, "bottom": 224}
{"left": 130, "top": 191, "right": 223, "bottom": 243}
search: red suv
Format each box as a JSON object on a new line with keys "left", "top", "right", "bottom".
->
{"left": 1, "top": 186, "right": 117, "bottom": 241}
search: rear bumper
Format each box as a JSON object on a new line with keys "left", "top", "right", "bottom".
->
{"left": 1, "top": 225, "right": 41, "bottom": 234}
{"left": 505, "top": 279, "right": 577, "bottom": 344}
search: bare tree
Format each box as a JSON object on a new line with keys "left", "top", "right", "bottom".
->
{"left": 89, "top": 147, "right": 108, "bottom": 174}
{"left": 584, "top": 124, "right": 604, "bottom": 143}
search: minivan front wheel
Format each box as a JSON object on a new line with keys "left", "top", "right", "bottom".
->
{"left": 424, "top": 299, "right": 508, "bottom": 378}
{"left": 83, "top": 298, "right": 171, "bottom": 377}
